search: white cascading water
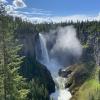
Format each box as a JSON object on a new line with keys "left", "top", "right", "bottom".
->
{"left": 39, "top": 33, "right": 49, "bottom": 65}
{"left": 38, "top": 33, "right": 72, "bottom": 100}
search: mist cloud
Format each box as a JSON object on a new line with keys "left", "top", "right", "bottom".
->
{"left": 45, "top": 26, "right": 82, "bottom": 67}
{"left": 51, "top": 26, "right": 82, "bottom": 56}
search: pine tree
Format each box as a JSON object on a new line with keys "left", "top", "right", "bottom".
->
{"left": 0, "top": 5, "right": 28, "bottom": 100}
{"left": 28, "top": 79, "right": 49, "bottom": 100}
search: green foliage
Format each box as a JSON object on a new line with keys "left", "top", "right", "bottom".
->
{"left": 71, "top": 66, "right": 100, "bottom": 100}
{"left": 28, "top": 79, "right": 49, "bottom": 100}
{"left": 0, "top": 7, "right": 28, "bottom": 100}
{"left": 88, "top": 87, "right": 100, "bottom": 100}
{"left": 20, "top": 56, "right": 55, "bottom": 94}
{"left": 0, "top": 3, "right": 100, "bottom": 100}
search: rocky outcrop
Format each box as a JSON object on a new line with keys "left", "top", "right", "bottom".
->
{"left": 59, "top": 68, "right": 72, "bottom": 78}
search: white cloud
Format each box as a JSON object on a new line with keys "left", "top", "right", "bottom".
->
{"left": 5, "top": 1, "right": 52, "bottom": 19}
{"left": 8, "top": 11, "right": 100, "bottom": 23}
{"left": 13, "top": 0, "right": 27, "bottom": 9}
{"left": 27, "top": 14, "right": 100, "bottom": 23}
{"left": 5, "top": 5, "right": 15, "bottom": 14}
{"left": 8, "top": 9, "right": 100, "bottom": 23}
{"left": 5, "top": 1, "right": 100, "bottom": 23}
{"left": 5, "top": 0, "right": 27, "bottom": 14}
{"left": 13, "top": 10, "right": 52, "bottom": 16}
{"left": 1, "top": 0, "right": 100, "bottom": 23}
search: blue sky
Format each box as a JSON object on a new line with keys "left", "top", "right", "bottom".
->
{"left": 27, "top": 0, "right": 100, "bottom": 16}
{"left": 2, "top": 0, "right": 100, "bottom": 23}
{"left": 7, "top": 0, "right": 100, "bottom": 16}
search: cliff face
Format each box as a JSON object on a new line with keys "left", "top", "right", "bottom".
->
{"left": 88, "top": 33, "right": 100, "bottom": 66}
{"left": 80, "top": 32, "right": 100, "bottom": 66}
{"left": 16, "top": 32, "right": 55, "bottom": 94}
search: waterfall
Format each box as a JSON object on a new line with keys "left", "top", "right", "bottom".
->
{"left": 39, "top": 33, "right": 49, "bottom": 65}
{"left": 37, "top": 33, "right": 72, "bottom": 100}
